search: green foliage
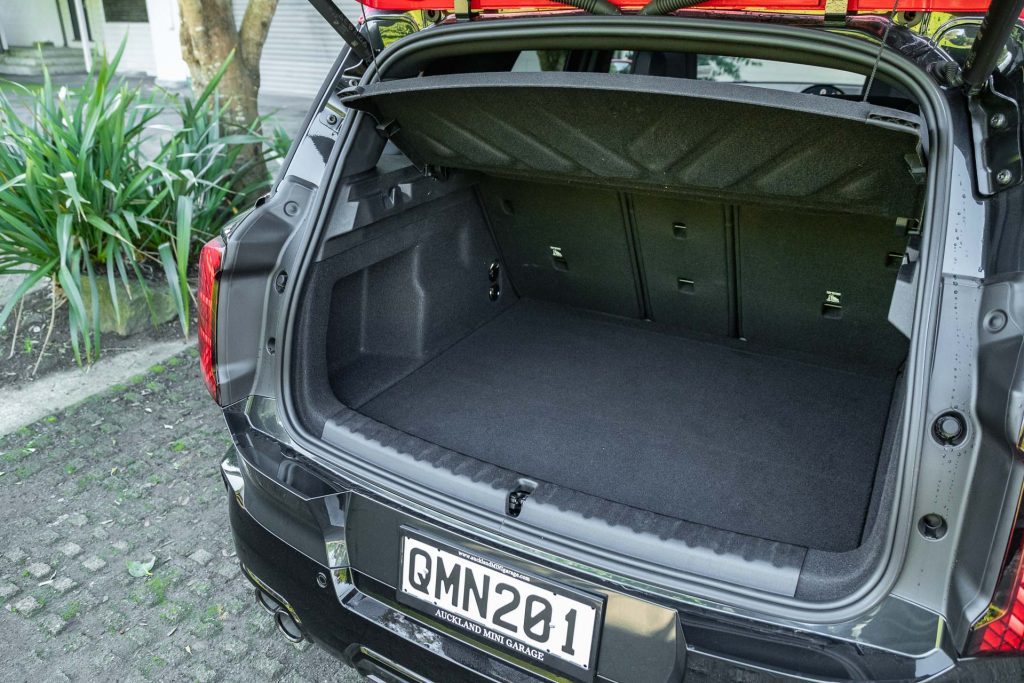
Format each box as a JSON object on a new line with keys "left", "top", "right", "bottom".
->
{"left": 268, "top": 124, "right": 293, "bottom": 162}
{"left": 697, "top": 55, "right": 760, "bottom": 81}
{"left": 146, "top": 570, "right": 174, "bottom": 605}
{"left": 0, "top": 43, "right": 275, "bottom": 361}
{"left": 150, "top": 64, "right": 273, "bottom": 333}
{"left": 378, "top": 18, "right": 417, "bottom": 47}
{"left": 61, "top": 601, "right": 81, "bottom": 621}
{"left": 126, "top": 554, "right": 156, "bottom": 578}
{"left": 537, "top": 50, "right": 568, "bottom": 72}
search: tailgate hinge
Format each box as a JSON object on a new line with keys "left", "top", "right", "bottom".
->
{"left": 453, "top": 0, "right": 476, "bottom": 21}
{"left": 968, "top": 77, "right": 1024, "bottom": 195}
{"left": 306, "top": 0, "right": 376, "bottom": 67}
{"left": 823, "top": 0, "right": 849, "bottom": 27}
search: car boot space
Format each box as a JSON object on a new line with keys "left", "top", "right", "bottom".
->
{"left": 290, "top": 66, "right": 924, "bottom": 560}
{"left": 356, "top": 298, "right": 897, "bottom": 552}
{"left": 296, "top": 171, "right": 911, "bottom": 555}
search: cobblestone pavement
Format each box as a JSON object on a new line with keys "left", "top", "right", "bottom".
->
{"left": 0, "top": 350, "right": 360, "bottom": 682}
{"left": 9, "top": 354, "right": 1024, "bottom": 683}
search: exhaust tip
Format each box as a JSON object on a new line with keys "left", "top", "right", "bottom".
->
{"left": 275, "top": 609, "right": 304, "bottom": 643}
{"left": 255, "top": 587, "right": 282, "bottom": 616}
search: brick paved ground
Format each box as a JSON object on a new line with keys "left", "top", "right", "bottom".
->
{"left": 7, "top": 352, "right": 1024, "bottom": 682}
{"left": 0, "top": 350, "right": 359, "bottom": 681}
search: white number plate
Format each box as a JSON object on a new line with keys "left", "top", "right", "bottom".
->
{"left": 398, "top": 530, "right": 603, "bottom": 680}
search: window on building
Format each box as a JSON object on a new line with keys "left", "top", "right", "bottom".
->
{"left": 102, "top": 0, "right": 149, "bottom": 23}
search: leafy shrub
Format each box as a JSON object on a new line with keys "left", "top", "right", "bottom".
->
{"left": 0, "top": 43, "right": 272, "bottom": 363}
{"left": 148, "top": 66, "right": 269, "bottom": 340}
{"left": 268, "top": 124, "right": 294, "bottom": 164}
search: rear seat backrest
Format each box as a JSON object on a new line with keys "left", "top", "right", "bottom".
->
{"left": 480, "top": 178, "right": 909, "bottom": 370}
{"left": 479, "top": 178, "right": 642, "bottom": 319}
{"left": 737, "top": 205, "right": 909, "bottom": 369}
{"left": 632, "top": 195, "right": 732, "bottom": 337}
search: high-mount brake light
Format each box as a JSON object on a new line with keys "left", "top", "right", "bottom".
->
{"left": 198, "top": 237, "right": 226, "bottom": 404}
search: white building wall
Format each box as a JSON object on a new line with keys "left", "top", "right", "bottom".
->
{"left": 100, "top": 22, "right": 157, "bottom": 73}
{"left": 234, "top": 0, "right": 355, "bottom": 97}
{"left": 145, "top": 0, "right": 188, "bottom": 82}
{"left": 0, "top": 0, "right": 66, "bottom": 46}
{"left": 0, "top": 0, "right": 351, "bottom": 93}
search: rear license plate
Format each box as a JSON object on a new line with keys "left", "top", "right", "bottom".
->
{"left": 397, "top": 529, "right": 604, "bottom": 681}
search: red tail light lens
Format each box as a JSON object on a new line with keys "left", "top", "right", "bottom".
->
{"left": 198, "top": 237, "right": 225, "bottom": 404}
{"left": 968, "top": 497, "right": 1024, "bottom": 654}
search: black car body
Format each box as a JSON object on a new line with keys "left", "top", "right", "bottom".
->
{"left": 199, "top": 2, "right": 1024, "bottom": 680}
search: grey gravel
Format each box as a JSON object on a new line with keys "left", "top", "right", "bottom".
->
{"left": 81, "top": 556, "right": 106, "bottom": 572}
{"left": 188, "top": 549, "right": 213, "bottom": 566}
{"left": 38, "top": 614, "right": 66, "bottom": 636}
{"left": 59, "top": 543, "right": 83, "bottom": 558}
{"left": 26, "top": 563, "right": 51, "bottom": 580}
{"left": 51, "top": 577, "right": 77, "bottom": 595}
{"left": 0, "top": 352, "right": 360, "bottom": 681}
{"left": 4, "top": 548, "right": 27, "bottom": 565}
{"left": 11, "top": 596, "right": 42, "bottom": 616}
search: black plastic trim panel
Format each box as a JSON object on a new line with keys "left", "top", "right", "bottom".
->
{"left": 322, "top": 405, "right": 805, "bottom": 596}
{"left": 342, "top": 71, "right": 922, "bottom": 217}
{"left": 223, "top": 424, "right": 954, "bottom": 681}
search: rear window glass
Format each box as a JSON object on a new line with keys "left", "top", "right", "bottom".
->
{"left": 431, "top": 48, "right": 913, "bottom": 109}
{"left": 512, "top": 50, "right": 569, "bottom": 72}
{"left": 609, "top": 50, "right": 864, "bottom": 94}
{"left": 510, "top": 49, "right": 862, "bottom": 93}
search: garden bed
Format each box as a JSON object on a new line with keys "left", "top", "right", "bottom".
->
{"left": 0, "top": 287, "right": 191, "bottom": 389}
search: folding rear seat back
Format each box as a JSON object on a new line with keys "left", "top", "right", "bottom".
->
{"left": 736, "top": 205, "right": 910, "bottom": 369}
{"left": 479, "top": 178, "right": 908, "bottom": 371}
{"left": 479, "top": 178, "right": 642, "bottom": 319}
{"left": 632, "top": 195, "right": 732, "bottom": 337}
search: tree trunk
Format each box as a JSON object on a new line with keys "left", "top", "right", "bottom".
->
{"left": 178, "top": 0, "right": 279, "bottom": 188}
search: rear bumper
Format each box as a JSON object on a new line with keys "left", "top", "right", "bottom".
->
{"left": 228, "top": 477, "right": 515, "bottom": 681}
{"left": 220, "top": 422, "right": 961, "bottom": 682}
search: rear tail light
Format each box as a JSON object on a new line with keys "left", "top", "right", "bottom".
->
{"left": 198, "top": 237, "right": 226, "bottom": 404}
{"left": 968, "top": 495, "right": 1024, "bottom": 654}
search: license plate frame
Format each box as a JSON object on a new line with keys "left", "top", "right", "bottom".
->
{"left": 396, "top": 527, "right": 604, "bottom": 681}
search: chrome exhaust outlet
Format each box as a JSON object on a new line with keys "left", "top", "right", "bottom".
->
{"left": 255, "top": 587, "right": 282, "bottom": 616}
{"left": 275, "top": 609, "right": 304, "bottom": 643}
{"left": 249, "top": 575, "right": 303, "bottom": 642}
